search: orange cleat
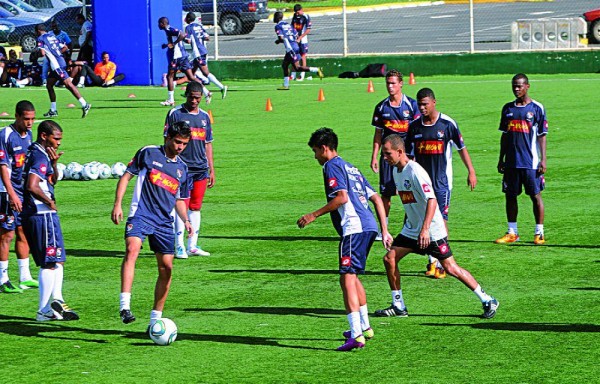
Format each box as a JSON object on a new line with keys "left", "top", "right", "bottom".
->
{"left": 495, "top": 233, "right": 520, "bottom": 244}
{"left": 434, "top": 267, "right": 446, "bottom": 279}
{"left": 533, "top": 234, "right": 545, "bottom": 245}
{"left": 425, "top": 262, "right": 436, "bottom": 276}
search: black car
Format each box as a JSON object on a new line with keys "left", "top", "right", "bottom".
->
{"left": 183, "top": 0, "right": 269, "bottom": 35}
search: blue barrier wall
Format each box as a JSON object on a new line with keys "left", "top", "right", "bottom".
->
{"left": 91, "top": 0, "right": 182, "bottom": 85}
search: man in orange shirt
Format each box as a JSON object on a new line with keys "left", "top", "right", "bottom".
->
{"left": 74, "top": 52, "right": 125, "bottom": 87}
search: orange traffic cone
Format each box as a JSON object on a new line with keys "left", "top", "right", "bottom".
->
{"left": 207, "top": 109, "right": 214, "bottom": 124}
{"left": 127, "top": 93, "right": 136, "bottom": 98}
{"left": 367, "top": 80, "right": 374, "bottom": 93}
{"left": 317, "top": 88, "right": 325, "bottom": 101}
{"left": 409, "top": 72, "right": 416, "bottom": 85}
{"left": 0, "top": 112, "right": 8, "bottom": 117}
{"left": 266, "top": 98, "right": 273, "bottom": 111}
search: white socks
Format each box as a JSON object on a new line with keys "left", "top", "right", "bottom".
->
{"left": 283, "top": 77, "right": 290, "bottom": 87}
{"left": 50, "top": 102, "right": 57, "bottom": 111}
{"left": 392, "top": 289, "right": 405, "bottom": 310}
{"left": 207, "top": 73, "right": 224, "bottom": 90}
{"left": 150, "top": 310, "right": 162, "bottom": 325}
{"left": 473, "top": 285, "right": 492, "bottom": 303}
{"left": 535, "top": 224, "right": 544, "bottom": 235}
{"left": 508, "top": 222, "right": 518, "bottom": 234}
{"left": 187, "top": 210, "right": 201, "bottom": 250}
{"left": 168, "top": 91, "right": 174, "bottom": 102}
{"left": 347, "top": 312, "right": 361, "bottom": 339}
{"left": 39, "top": 267, "right": 56, "bottom": 312}
{"left": 120, "top": 292, "right": 131, "bottom": 311}
{"left": 359, "top": 304, "right": 370, "bottom": 331}
{"left": 0, "top": 260, "right": 8, "bottom": 284}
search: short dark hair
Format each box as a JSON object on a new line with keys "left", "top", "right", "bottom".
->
{"left": 35, "top": 23, "right": 47, "bottom": 32}
{"left": 308, "top": 127, "right": 338, "bottom": 150}
{"left": 274, "top": 11, "right": 283, "bottom": 23}
{"left": 513, "top": 73, "right": 529, "bottom": 84}
{"left": 185, "top": 81, "right": 204, "bottom": 95}
{"left": 37, "top": 120, "right": 62, "bottom": 139}
{"left": 16, "top": 100, "right": 35, "bottom": 116}
{"left": 101, "top": 51, "right": 109, "bottom": 57}
{"left": 416, "top": 87, "right": 435, "bottom": 101}
{"left": 76, "top": 13, "right": 85, "bottom": 21}
{"left": 293, "top": 4, "right": 302, "bottom": 12}
{"left": 386, "top": 69, "right": 403, "bottom": 82}
{"left": 382, "top": 134, "right": 405, "bottom": 151}
{"left": 166, "top": 121, "right": 191, "bottom": 139}
{"left": 186, "top": 12, "right": 196, "bottom": 22}
{"left": 159, "top": 16, "right": 169, "bottom": 24}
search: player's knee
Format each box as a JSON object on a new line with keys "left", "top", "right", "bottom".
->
{"left": 383, "top": 251, "right": 396, "bottom": 267}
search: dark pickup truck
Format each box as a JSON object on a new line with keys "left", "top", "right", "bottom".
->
{"left": 183, "top": 0, "right": 269, "bottom": 35}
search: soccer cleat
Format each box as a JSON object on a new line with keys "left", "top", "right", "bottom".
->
{"left": 175, "top": 245, "right": 188, "bottom": 259}
{"left": 188, "top": 247, "right": 211, "bottom": 256}
{"left": 425, "top": 262, "right": 436, "bottom": 276}
{"left": 336, "top": 336, "right": 365, "bottom": 351}
{"left": 43, "top": 109, "right": 58, "bottom": 118}
{"left": 482, "top": 298, "right": 499, "bottom": 319}
{"left": 221, "top": 86, "right": 228, "bottom": 99}
{"left": 317, "top": 67, "right": 324, "bottom": 79}
{"left": 277, "top": 86, "right": 290, "bottom": 91}
{"left": 160, "top": 100, "right": 175, "bottom": 106}
{"left": 495, "top": 233, "right": 520, "bottom": 244}
{"left": 19, "top": 279, "right": 39, "bottom": 290}
{"left": 534, "top": 234, "right": 545, "bottom": 245}
{"left": 295, "top": 77, "right": 304, "bottom": 82}
{"left": 343, "top": 327, "right": 374, "bottom": 340}
{"left": 50, "top": 299, "right": 80, "bottom": 321}
{"left": 10, "top": 77, "right": 24, "bottom": 88}
{"left": 434, "top": 267, "right": 446, "bottom": 279}
{"left": 0, "top": 280, "right": 23, "bottom": 293}
{"left": 81, "top": 103, "right": 91, "bottom": 118}
{"left": 205, "top": 91, "right": 212, "bottom": 105}
{"left": 374, "top": 305, "right": 408, "bottom": 317}
{"left": 36, "top": 309, "right": 61, "bottom": 322}
{"left": 120, "top": 309, "right": 136, "bottom": 324}
{"left": 76, "top": 83, "right": 85, "bottom": 88}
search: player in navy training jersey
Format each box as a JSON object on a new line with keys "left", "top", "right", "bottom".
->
{"left": 21, "top": 120, "right": 79, "bottom": 321}
{"left": 273, "top": 11, "right": 323, "bottom": 90}
{"left": 34, "top": 24, "right": 91, "bottom": 119}
{"left": 112, "top": 122, "right": 193, "bottom": 327}
{"left": 158, "top": 17, "right": 207, "bottom": 107}
{"left": 370, "top": 70, "right": 420, "bottom": 224}
{"left": 164, "top": 82, "right": 215, "bottom": 258}
{"left": 405, "top": 88, "right": 477, "bottom": 278}
{"left": 495, "top": 73, "right": 547, "bottom": 245}
{"left": 290, "top": 4, "right": 312, "bottom": 81}
{"left": 0, "top": 101, "right": 37, "bottom": 294}
{"left": 297, "top": 128, "right": 392, "bottom": 351}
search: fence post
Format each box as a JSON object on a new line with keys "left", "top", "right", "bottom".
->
{"left": 213, "top": 0, "right": 219, "bottom": 60}
{"left": 469, "top": 0, "right": 474, "bottom": 53}
{"left": 342, "top": 0, "right": 348, "bottom": 57}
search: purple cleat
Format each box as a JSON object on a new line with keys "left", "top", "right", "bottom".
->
{"left": 336, "top": 336, "right": 366, "bottom": 351}
{"left": 343, "top": 327, "right": 374, "bottom": 340}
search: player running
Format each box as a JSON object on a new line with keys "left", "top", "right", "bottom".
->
{"left": 290, "top": 4, "right": 311, "bottom": 81}
{"left": 375, "top": 134, "right": 498, "bottom": 319}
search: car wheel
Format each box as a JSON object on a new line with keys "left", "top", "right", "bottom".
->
{"left": 241, "top": 22, "right": 256, "bottom": 35}
{"left": 21, "top": 33, "right": 37, "bottom": 53}
{"left": 590, "top": 20, "right": 600, "bottom": 44}
{"left": 219, "top": 14, "right": 242, "bottom": 35}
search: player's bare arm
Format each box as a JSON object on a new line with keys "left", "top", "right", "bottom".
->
{"left": 45, "top": 146, "right": 64, "bottom": 185}
{"left": 537, "top": 134, "right": 547, "bottom": 174}
{"left": 26, "top": 173, "right": 57, "bottom": 211}
{"left": 371, "top": 129, "right": 382, "bottom": 173}
{"left": 0, "top": 164, "right": 21, "bottom": 212}
{"left": 498, "top": 133, "right": 508, "bottom": 173}
{"left": 369, "top": 193, "right": 393, "bottom": 249}
{"left": 297, "top": 190, "right": 348, "bottom": 228}
{"left": 458, "top": 147, "right": 477, "bottom": 190}
{"left": 418, "top": 198, "right": 438, "bottom": 249}
{"left": 206, "top": 142, "right": 215, "bottom": 188}
{"left": 111, "top": 172, "right": 133, "bottom": 225}
{"left": 175, "top": 199, "right": 193, "bottom": 236}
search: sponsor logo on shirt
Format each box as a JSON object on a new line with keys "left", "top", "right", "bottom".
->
{"left": 384, "top": 120, "right": 409, "bottom": 133}
{"left": 191, "top": 127, "right": 207, "bottom": 140}
{"left": 439, "top": 243, "right": 449, "bottom": 254}
{"left": 526, "top": 111, "right": 534, "bottom": 121}
{"left": 399, "top": 191, "right": 416, "bottom": 204}
{"left": 436, "top": 130, "right": 445, "bottom": 139}
{"left": 403, "top": 180, "right": 411, "bottom": 190}
{"left": 40, "top": 164, "right": 47, "bottom": 174}
{"left": 416, "top": 141, "right": 444, "bottom": 155}
{"left": 15, "top": 153, "right": 25, "bottom": 168}
{"left": 422, "top": 184, "right": 431, "bottom": 193}
{"left": 152, "top": 161, "right": 164, "bottom": 168}
{"left": 149, "top": 168, "right": 180, "bottom": 194}
{"left": 507, "top": 120, "right": 530, "bottom": 133}
{"left": 341, "top": 256, "right": 351, "bottom": 267}
{"left": 328, "top": 177, "right": 338, "bottom": 188}
{"left": 46, "top": 246, "right": 56, "bottom": 257}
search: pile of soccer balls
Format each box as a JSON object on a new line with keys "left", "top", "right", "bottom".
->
{"left": 58, "top": 161, "right": 127, "bottom": 181}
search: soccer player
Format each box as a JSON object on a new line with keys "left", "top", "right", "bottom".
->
{"left": 164, "top": 82, "right": 214, "bottom": 258}
{"left": 273, "top": 11, "right": 323, "bottom": 90}
{"left": 495, "top": 73, "right": 547, "bottom": 245}
{"left": 184, "top": 12, "right": 228, "bottom": 99}
{"left": 405, "top": 88, "right": 477, "bottom": 279}
{"left": 158, "top": 16, "right": 208, "bottom": 107}
{"left": 35, "top": 24, "right": 91, "bottom": 119}
{"left": 297, "top": 128, "right": 393, "bottom": 351}
{"left": 0, "top": 101, "right": 38, "bottom": 293}
{"left": 0, "top": 49, "right": 25, "bottom": 88}
{"left": 370, "top": 70, "right": 420, "bottom": 233}
{"left": 112, "top": 122, "right": 193, "bottom": 327}
{"left": 21, "top": 120, "right": 79, "bottom": 321}
{"left": 290, "top": 4, "right": 311, "bottom": 81}
{"left": 75, "top": 13, "right": 93, "bottom": 66}
{"left": 375, "top": 134, "right": 498, "bottom": 319}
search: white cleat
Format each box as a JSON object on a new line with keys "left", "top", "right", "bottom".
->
{"left": 188, "top": 247, "right": 211, "bottom": 256}
{"left": 160, "top": 100, "right": 175, "bottom": 106}
{"left": 175, "top": 246, "right": 188, "bottom": 259}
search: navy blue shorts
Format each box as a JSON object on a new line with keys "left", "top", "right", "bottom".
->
{"left": 169, "top": 57, "right": 192, "bottom": 73}
{"left": 125, "top": 216, "right": 175, "bottom": 255}
{"left": 298, "top": 43, "right": 309, "bottom": 55}
{"left": 502, "top": 168, "right": 545, "bottom": 197}
{"left": 434, "top": 189, "right": 451, "bottom": 221}
{"left": 0, "top": 192, "right": 22, "bottom": 230}
{"left": 391, "top": 233, "right": 453, "bottom": 260}
{"left": 284, "top": 51, "right": 301, "bottom": 64}
{"left": 193, "top": 55, "right": 208, "bottom": 68}
{"left": 378, "top": 157, "right": 397, "bottom": 197}
{"left": 49, "top": 66, "right": 69, "bottom": 81}
{"left": 339, "top": 231, "right": 377, "bottom": 275}
{"left": 22, "top": 212, "right": 66, "bottom": 269}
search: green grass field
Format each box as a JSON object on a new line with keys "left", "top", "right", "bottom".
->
{"left": 0, "top": 74, "right": 599, "bottom": 383}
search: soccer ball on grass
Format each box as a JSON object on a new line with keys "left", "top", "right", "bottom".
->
{"left": 148, "top": 318, "right": 178, "bottom": 346}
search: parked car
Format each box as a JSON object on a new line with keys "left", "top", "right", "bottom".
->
{"left": 24, "top": 0, "right": 76, "bottom": 9}
{"left": 0, "top": 0, "right": 53, "bottom": 19}
{"left": 183, "top": 0, "right": 269, "bottom": 35}
{"left": 0, "top": 19, "right": 15, "bottom": 43}
{"left": 0, "top": 7, "right": 41, "bottom": 43}
{"left": 583, "top": 8, "right": 600, "bottom": 44}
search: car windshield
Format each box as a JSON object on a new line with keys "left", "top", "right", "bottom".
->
{"left": 0, "top": 6, "right": 13, "bottom": 16}
{"left": 60, "top": 0, "right": 83, "bottom": 5}
{"left": 7, "top": 0, "right": 39, "bottom": 12}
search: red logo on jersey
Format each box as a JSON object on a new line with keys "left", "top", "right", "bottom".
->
{"left": 127, "top": 158, "right": 134, "bottom": 167}
{"left": 422, "top": 184, "right": 431, "bottom": 193}
{"left": 0, "top": 150, "right": 5, "bottom": 160}
{"left": 399, "top": 191, "right": 416, "bottom": 204}
{"left": 149, "top": 168, "right": 180, "bottom": 195}
{"left": 40, "top": 164, "right": 47, "bottom": 174}
{"left": 416, "top": 141, "right": 444, "bottom": 155}
{"left": 507, "top": 120, "right": 530, "bottom": 133}
{"left": 15, "top": 153, "right": 25, "bottom": 168}
{"left": 46, "top": 246, "right": 56, "bottom": 257}
{"left": 384, "top": 120, "right": 409, "bottom": 133}
{"left": 190, "top": 127, "right": 207, "bottom": 140}
{"left": 341, "top": 256, "right": 351, "bottom": 267}
{"left": 439, "top": 244, "right": 449, "bottom": 255}
{"left": 328, "top": 178, "right": 338, "bottom": 188}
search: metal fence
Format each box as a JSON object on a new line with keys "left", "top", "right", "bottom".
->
{"left": 199, "top": 0, "right": 596, "bottom": 60}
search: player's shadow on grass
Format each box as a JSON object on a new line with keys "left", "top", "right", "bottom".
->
{"left": 204, "top": 235, "right": 339, "bottom": 242}
{"left": 207, "top": 269, "right": 399, "bottom": 277}
{"left": 66, "top": 249, "right": 155, "bottom": 258}
{"left": 185, "top": 306, "right": 346, "bottom": 318}
{"left": 569, "top": 287, "right": 600, "bottom": 291}
{"left": 421, "top": 322, "right": 600, "bottom": 333}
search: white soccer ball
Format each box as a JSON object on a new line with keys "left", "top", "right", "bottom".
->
{"left": 98, "top": 163, "right": 112, "bottom": 179}
{"left": 56, "top": 163, "right": 66, "bottom": 181}
{"left": 81, "top": 163, "right": 99, "bottom": 180}
{"left": 111, "top": 162, "right": 127, "bottom": 178}
{"left": 149, "top": 318, "right": 178, "bottom": 346}
{"left": 65, "top": 162, "right": 83, "bottom": 180}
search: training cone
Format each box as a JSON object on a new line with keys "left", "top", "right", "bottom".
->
{"left": 0, "top": 112, "right": 8, "bottom": 117}
{"left": 409, "top": 72, "right": 416, "bottom": 85}
{"left": 66, "top": 103, "right": 75, "bottom": 108}
{"left": 128, "top": 93, "right": 136, "bottom": 98}
{"left": 367, "top": 80, "right": 374, "bottom": 93}
{"left": 265, "top": 98, "right": 273, "bottom": 112}
{"left": 207, "top": 109, "right": 214, "bottom": 124}
{"left": 317, "top": 88, "right": 325, "bottom": 101}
